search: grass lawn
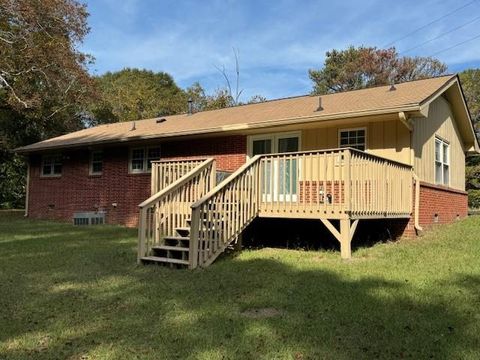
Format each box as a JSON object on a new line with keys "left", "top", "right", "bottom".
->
{"left": 1, "top": 211, "right": 479, "bottom": 359}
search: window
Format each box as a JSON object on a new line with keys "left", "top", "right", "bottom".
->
{"left": 252, "top": 138, "right": 272, "bottom": 156}
{"left": 339, "top": 128, "right": 366, "bottom": 151}
{"left": 435, "top": 137, "right": 450, "bottom": 186}
{"left": 130, "top": 146, "right": 161, "bottom": 173}
{"left": 248, "top": 132, "right": 301, "bottom": 158}
{"left": 42, "top": 154, "right": 62, "bottom": 177}
{"left": 90, "top": 150, "right": 103, "bottom": 175}
{"left": 131, "top": 148, "right": 145, "bottom": 172}
{"left": 147, "top": 147, "right": 161, "bottom": 171}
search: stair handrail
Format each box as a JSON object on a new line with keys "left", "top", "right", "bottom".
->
{"left": 150, "top": 158, "right": 209, "bottom": 195}
{"left": 138, "top": 158, "right": 216, "bottom": 262}
{"left": 190, "top": 155, "right": 261, "bottom": 210}
{"left": 189, "top": 155, "right": 262, "bottom": 268}
{"left": 139, "top": 158, "right": 215, "bottom": 209}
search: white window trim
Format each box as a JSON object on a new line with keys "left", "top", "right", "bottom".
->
{"left": 41, "top": 154, "right": 63, "bottom": 178}
{"left": 338, "top": 127, "right": 367, "bottom": 151}
{"left": 129, "top": 146, "right": 161, "bottom": 174}
{"left": 434, "top": 136, "right": 450, "bottom": 187}
{"left": 89, "top": 150, "right": 103, "bottom": 176}
{"left": 247, "top": 131, "right": 302, "bottom": 159}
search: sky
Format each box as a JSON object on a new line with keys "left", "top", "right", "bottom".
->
{"left": 82, "top": 0, "right": 480, "bottom": 101}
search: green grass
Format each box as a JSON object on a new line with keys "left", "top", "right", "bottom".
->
{"left": 1, "top": 212, "right": 479, "bottom": 359}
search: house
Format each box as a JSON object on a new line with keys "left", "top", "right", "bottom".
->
{"left": 16, "top": 74, "right": 479, "bottom": 268}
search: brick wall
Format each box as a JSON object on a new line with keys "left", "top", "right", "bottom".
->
{"left": 27, "top": 135, "right": 247, "bottom": 227}
{"left": 161, "top": 136, "right": 246, "bottom": 171}
{"left": 390, "top": 181, "right": 468, "bottom": 238}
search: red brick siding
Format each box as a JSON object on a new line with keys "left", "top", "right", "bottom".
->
{"left": 394, "top": 181, "right": 468, "bottom": 238}
{"left": 27, "top": 135, "right": 247, "bottom": 227}
{"left": 417, "top": 182, "right": 467, "bottom": 225}
{"left": 299, "top": 181, "right": 344, "bottom": 204}
{"left": 161, "top": 136, "right": 246, "bottom": 172}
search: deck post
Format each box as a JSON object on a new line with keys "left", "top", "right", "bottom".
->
{"left": 138, "top": 208, "right": 147, "bottom": 263}
{"left": 210, "top": 161, "right": 217, "bottom": 188}
{"left": 339, "top": 219, "right": 351, "bottom": 259}
{"left": 321, "top": 218, "right": 359, "bottom": 260}
{"left": 189, "top": 208, "right": 201, "bottom": 269}
{"left": 344, "top": 149, "right": 351, "bottom": 213}
{"left": 234, "top": 232, "right": 243, "bottom": 252}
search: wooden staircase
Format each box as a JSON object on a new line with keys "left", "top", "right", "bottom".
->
{"left": 137, "top": 158, "right": 217, "bottom": 268}
{"left": 138, "top": 156, "right": 263, "bottom": 269}
{"left": 141, "top": 225, "right": 191, "bottom": 267}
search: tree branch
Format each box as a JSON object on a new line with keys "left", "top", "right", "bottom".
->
{"left": 0, "top": 73, "right": 28, "bottom": 108}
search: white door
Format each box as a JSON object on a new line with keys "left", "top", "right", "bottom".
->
{"left": 249, "top": 133, "right": 300, "bottom": 202}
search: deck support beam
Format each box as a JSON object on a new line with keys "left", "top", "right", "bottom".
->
{"left": 320, "top": 218, "right": 359, "bottom": 259}
{"left": 234, "top": 233, "right": 243, "bottom": 251}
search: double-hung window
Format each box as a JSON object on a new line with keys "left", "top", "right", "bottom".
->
{"left": 435, "top": 137, "right": 449, "bottom": 186}
{"left": 41, "top": 154, "right": 62, "bottom": 177}
{"left": 90, "top": 150, "right": 103, "bottom": 175}
{"left": 130, "top": 146, "right": 161, "bottom": 173}
{"left": 339, "top": 128, "right": 366, "bottom": 151}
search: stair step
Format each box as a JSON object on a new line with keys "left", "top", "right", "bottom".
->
{"left": 163, "top": 236, "right": 190, "bottom": 247}
{"left": 175, "top": 227, "right": 191, "bottom": 236}
{"left": 163, "top": 236, "right": 190, "bottom": 241}
{"left": 141, "top": 256, "right": 189, "bottom": 265}
{"left": 152, "top": 245, "right": 189, "bottom": 252}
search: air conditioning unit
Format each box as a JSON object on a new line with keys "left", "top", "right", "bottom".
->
{"left": 73, "top": 211, "right": 106, "bottom": 226}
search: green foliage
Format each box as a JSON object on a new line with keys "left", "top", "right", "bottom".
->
{"left": 466, "top": 155, "right": 480, "bottom": 208}
{"left": 92, "top": 68, "right": 187, "bottom": 122}
{"left": 184, "top": 82, "right": 267, "bottom": 113}
{"left": 247, "top": 94, "right": 267, "bottom": 104}
{"left": 0, "top": 0, "right": 95, "bottom": 209}
{"left": 309, "top": 46, "right": 447, "bottom": 94}
{"left": 0, "top": 152, "right": 25, "bottom": 209}
{"left": 1, "top": 213, "right": 480, "bottom": 358}
{"left": 459, "top": 69, "right": 480, "bottom": 129}
{"left": 468, "top": 190, "right": 480, "bottom": 209}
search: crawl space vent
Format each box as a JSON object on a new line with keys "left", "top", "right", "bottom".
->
{"left": 73, "top": 211, "right": 105, "bottom": 226}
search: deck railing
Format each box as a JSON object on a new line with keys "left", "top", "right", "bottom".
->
{"left": 188, "top": 148, "right": 412, "bottom": 268}
{"left": 138, "top": 158, "right": 216, "bottom": 261}
{"left": 150, "top": 159, "right": 208, "bottom": 195}
{"left": 258, "top": 148, "right": 412, "bottom": 218}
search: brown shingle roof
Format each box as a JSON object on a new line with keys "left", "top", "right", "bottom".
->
{"left": 17, "top": 75, "right": 457, "bottom": 153}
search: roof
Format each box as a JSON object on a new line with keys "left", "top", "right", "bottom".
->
{"left": 17, "top": 75, "right": 474, "bottom": 153}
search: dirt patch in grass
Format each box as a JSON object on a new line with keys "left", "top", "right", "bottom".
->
{"left": 241, "top": 307, "right": 283, "bottom": 319}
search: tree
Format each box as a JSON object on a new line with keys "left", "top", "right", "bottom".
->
{"left": 247, "top": 94, "right": 267, "bottom": 104}
{"left": 185, "top": 82, "right": 267, "bottom": 113}
{"left": 309, "top": 46, "right": 447, "bottom": 94}
{"left": 459, "top": 69, "right": 480, "bottom": 128}
{"left": 461, "top": 69, "right": 480, "bottom": 208}
{"left": 91, "top": 68, "right": 186, "bottom": 123}
{"left": 0, "top": 0, "right": 96, "bottom": 208}
{"left": 0, "top": 0, "right": 95, "bottom": 114}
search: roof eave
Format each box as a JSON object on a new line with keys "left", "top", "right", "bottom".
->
{"left": 15, "top": 104, "right": 422, "bottom": 154}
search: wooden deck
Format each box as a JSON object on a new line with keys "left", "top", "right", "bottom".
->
{"left": 138, "top": 148, "right": 413, "bottom": 268}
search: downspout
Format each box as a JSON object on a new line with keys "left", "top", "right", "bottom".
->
{"left": 400, "top": 111, "right": 423, "bottom": 233}
{"left": 24, "top": 160, "right": 30, "bottom": 217}
{"left": 413, "top": 173, "right": 423, "bottom": 233}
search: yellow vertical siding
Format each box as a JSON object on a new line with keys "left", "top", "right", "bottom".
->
{"left": 412, "top": 96, "right": 466, "bottom": 190}
{"left": 302, "top": 119, "right": 411, "bottom": 165}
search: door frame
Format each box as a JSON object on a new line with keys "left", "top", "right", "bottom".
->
{"left": 247, "top": 131, "right": 302, "bottom": 202}
{"left": 247, "top": 131, "right": 302, "bottom": 159}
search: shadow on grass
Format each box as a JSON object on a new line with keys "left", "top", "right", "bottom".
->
{"left": 0, "top": 214, "right": 478, "bottom": 359}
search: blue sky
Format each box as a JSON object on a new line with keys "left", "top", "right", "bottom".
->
{"left": 82, "top": 0, "right": 480, "bottom": 101}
